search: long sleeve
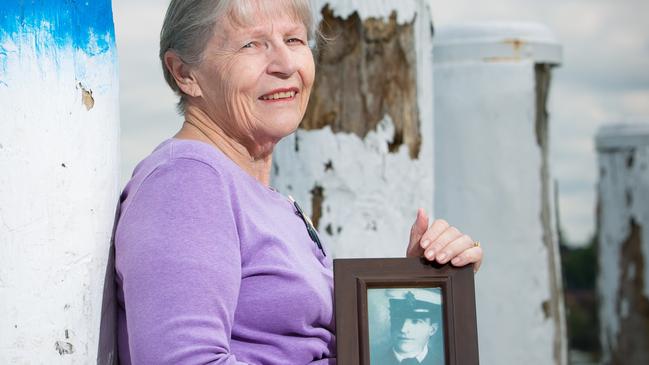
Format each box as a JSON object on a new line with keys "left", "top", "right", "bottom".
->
{"left": 115, "top": 139, "right": 335, "bottom": 365}
{"left": 115, "top": 158, "right": 248, "bottom": 364}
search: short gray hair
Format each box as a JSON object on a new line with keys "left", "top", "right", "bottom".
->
{"left": 160, "top": 0, "right": 315, "bottom": 114}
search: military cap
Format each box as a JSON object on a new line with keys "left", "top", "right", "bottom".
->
{"left": 386, "top": 288, "right": 441, "bottom": 319}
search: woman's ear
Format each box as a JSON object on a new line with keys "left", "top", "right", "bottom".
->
{"left": 164, "top": 50, "right": 202, "bottom": 98}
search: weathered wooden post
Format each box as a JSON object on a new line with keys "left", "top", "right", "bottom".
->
{"left": 433, "top": 23, "right": 567, "bottom": 364}
{"left": 271, "top": 0, "right": 434, "bottom": 258}
{"left": 0, "top": 1, "right": 119, "bottom": 363}
{"left": 596, "top": 123, "right": 649, "bottom": 365}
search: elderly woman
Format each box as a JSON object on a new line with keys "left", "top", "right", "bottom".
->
{"left": 115, "top": 0, "right": 483, "bottom": 364}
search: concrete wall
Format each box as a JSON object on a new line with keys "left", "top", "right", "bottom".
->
{"left": 272, "top": 0, "right": 434, "bottom": 258}
{"left": 0, "top": 1, "right": 120, "bottom": 363}
{"left": 596, "top": 123, "right": 649, "bottom": 365}
{"left": 433, "top": 23, "right": 567, "bottom": 365}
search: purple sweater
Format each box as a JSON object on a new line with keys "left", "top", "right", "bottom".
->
{"left": 115, "top": 139, "right": 336, "bottom": 364}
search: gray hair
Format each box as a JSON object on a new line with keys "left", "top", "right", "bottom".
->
{"left": 160, "top": 0, "right": 316, "bottom": 114}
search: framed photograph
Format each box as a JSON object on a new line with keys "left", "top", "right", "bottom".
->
{"left": 334, "top": 257, "right": 479, "bottom": 365}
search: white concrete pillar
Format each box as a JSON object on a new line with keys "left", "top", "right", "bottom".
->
{"left": 596, "top": 123, "right": 649, "bottom": 365}
{"left": 0, "top": 1, "right": 119, "bottom": 363}
{"left": 433, "top": 23, "right": 567, "bottom": 365}
{"left": 271, "top": 0, "right": 434, "bottom": 258}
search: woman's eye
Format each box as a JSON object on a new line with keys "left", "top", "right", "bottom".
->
{"left": 286, "top": 38, "right": 305, "bottom": 45}
{"left": 242, "top": 41, "right": 255, "bottom": 49}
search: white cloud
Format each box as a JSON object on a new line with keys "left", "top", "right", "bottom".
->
{"left": 558, "top": 191, "right": 598, "bottom": 244}
{"left": 621, "top": 90, "right": 649, "bottom": 115}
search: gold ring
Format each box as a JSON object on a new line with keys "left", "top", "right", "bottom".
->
{"left": 473, "top": 241, "right": 481, "bottom": 248}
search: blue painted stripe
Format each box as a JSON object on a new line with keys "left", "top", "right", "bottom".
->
{"left": 0, "top": 0, "right": 115, "bottom": 54}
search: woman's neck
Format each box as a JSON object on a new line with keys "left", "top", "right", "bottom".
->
{"left": 174, "top": 105, "right": 272, "bottom": 186}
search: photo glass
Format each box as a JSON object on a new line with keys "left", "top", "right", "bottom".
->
{"left": 367, "top": 287, "right": 445, "bottom": 365}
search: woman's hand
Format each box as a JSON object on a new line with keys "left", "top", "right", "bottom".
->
{"left": 406, "top": 208, "right": 483, "bottom": 272}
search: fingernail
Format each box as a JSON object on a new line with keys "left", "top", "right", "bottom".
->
{"left": 421, "top": 239, "right": 430, "bottom": 249}
{"left": 437, "top": 253, "right": 447, "bottom": 262}
{"left": 426, "top": 250, "right": 435, "bottom": 260}
{"left": 452, "top": 257, "right": 462, "bottom": 265}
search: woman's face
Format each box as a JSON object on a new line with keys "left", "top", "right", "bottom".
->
{"left": 192, "top": 7, "right": 315, "bottom": 157}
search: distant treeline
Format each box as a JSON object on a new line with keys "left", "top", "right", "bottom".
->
{"left": 560, "top": 231, "right": 600, "bottom": 357}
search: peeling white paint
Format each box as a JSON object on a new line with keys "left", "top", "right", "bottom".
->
{"left": 0, "top": 6, "right": 119, "bottom": 364}
{"left": 273, "top": 117, "right": 431, "bottom": 258}
{"left": 434, "top": 23, "right": 566, "bottom": 365}
{"left": 433, "top": 22, "right": 562, "bottom": 65}
{"left": 596, "top": 122, "right": 649, "bottom": 362}
{"left": 273, "top": 0, "right": 434, "bottom": 258}
{"left": 310, "top": 0, "right": 418, "bottom": 25}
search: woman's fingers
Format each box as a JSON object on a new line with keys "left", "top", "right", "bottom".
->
{"left": 431, "top": 233, "right": 473, "bottom": 264}
{"left": 421, "top": 221, "right": 459, "bottom": 260}
{"left": 408, "top": 214, "right": 484, "bottom": 273}
{"left": 419, "top": 219, "right": 450, "bottom": 251}
{"left": 452, "top": 246, "right": 483, "bottom": 272}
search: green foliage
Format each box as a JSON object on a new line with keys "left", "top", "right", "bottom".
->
{"left": 561, "top": 235, "right": 597, "bottom": 290}
{"left": 560, "top": 231, "right": 601, "bottom": 355}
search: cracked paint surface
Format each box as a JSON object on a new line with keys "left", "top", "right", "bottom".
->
{"left": 302, "top": 6, "right": 421, "bottom": 158}
{"left": 0, "top": 1, "right": 119, "bottom": 363}
{"left": 434, "top": 23, "right": 565, "bottom": 365}
{"left": 596, "top": 124, "right": 649, "bottom": 364}
{"left": 272, "top": 0, "right": 433, "bottom": 259}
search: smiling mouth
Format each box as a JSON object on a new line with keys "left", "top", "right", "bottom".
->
{"left": 259, "top": 88, "right": 298, "bottom": 101}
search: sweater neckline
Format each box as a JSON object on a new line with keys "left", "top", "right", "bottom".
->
{"left": 167, "top": 138, "right": 287, "bottom": 202}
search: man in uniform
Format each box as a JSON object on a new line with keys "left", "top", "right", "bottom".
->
{"left": 373, "top": 288, "right": 443, "bottom": 365}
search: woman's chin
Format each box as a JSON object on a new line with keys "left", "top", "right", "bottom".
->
{"left": 262, "top": 120, "right": 302, "bottom": 140}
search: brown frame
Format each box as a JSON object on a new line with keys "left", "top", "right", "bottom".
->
{"left": 334, "top": 257, "right": 479, "bottom": 365}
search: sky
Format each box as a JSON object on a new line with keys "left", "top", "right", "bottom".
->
{"left": 113, "top": 0, "right": 649, "bottom": 246}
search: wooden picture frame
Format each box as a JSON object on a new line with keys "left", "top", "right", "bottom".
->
{"left": 334, "top": 257, "right": 479, "bottom": 365}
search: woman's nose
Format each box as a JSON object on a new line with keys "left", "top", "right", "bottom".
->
{"left": 267, "top": 43, "right": 298, "bottom": 78}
